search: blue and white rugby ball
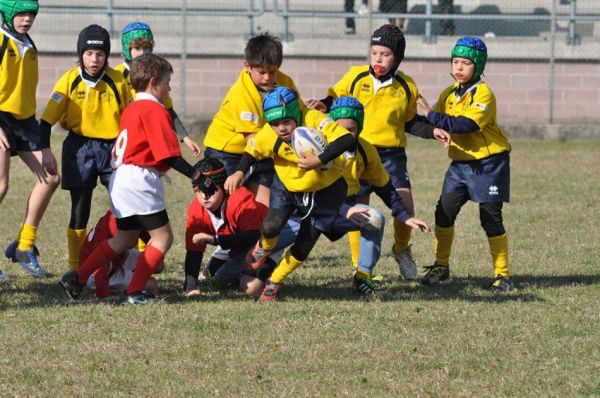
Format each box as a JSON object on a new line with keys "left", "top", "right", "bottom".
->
{"left": 291, "top": 127, "right": 332, "bottom": 170}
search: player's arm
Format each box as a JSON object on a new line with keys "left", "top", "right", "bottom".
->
{"left": 224, "top": 152, "right": 258, "bottom": 194}
{"left": 211, "top": 230, "right": 260, "bottom": 250}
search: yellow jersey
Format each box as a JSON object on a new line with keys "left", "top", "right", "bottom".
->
{"left": 0, "top": 29, "right": 38, "bottom": 119}
{"left": 42, "top": 66, "right": 132, "bottom": 140}
{"left": 341, "top": 136, "right": 390, "bottom": 197}
{"left": 434, "top": 81, "right": 511, "bottom": 161}
{"left": 114, "top": 62, "right": 174, "bottom": 109}
{"left": 246, "top": 109, "right": 350, "bottom": 192}
{"left": 204, "top": 68, "right": 299, "bottom": 154}
{"left": 328, "top": 65, "right": 419, "bottom": 148}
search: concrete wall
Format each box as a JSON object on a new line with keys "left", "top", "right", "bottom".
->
{"left": 37, "top": 55, "right": 600, "bottom": 128}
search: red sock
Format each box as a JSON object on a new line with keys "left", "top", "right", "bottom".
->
{"left": 77, "top": 240, "right": 119, "bottom": 285}
{"left": 92, "top": 266, "right": 111, "bottom": 298}
{"left": 126, "top": 245, "right": 164, "bottom": 295}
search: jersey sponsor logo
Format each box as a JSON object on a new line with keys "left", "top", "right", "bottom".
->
{"left": 8, "top": 48, "right": 16, "bottom": 57}
{"left": 51, "top": 92, "right": 64, "bottom": 103}
{"left": 475, "top": 102, "right": 489, "bottom": 114}
{"left": 488, "top": 185, "right": 499, "bottom": 196}
{"left": 240, "top": 111, "right": 259, "bottom": 124}
{"left": 77, "top": 91, "right": 86, "bottom": 100}
{"left": 86, "top": 40, "right": 104, "bottom": 45}
{"left": 100, "top": 90, "right": 114, "bottom": 103}
{"left": 361, "top": 83, "right": 371, "bottom": 93}
{"left": 317, "top": 117, "right": 332, "bottom": 132}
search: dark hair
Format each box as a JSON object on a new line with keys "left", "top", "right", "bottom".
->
{"left": 130, "top": 53, "right": 173, "bottom": 92}
{"left": 244, "top": 32, "right": 283, "bottom": 68}
{"left": 193, "top": 157, "right": 227, "bottom": 188}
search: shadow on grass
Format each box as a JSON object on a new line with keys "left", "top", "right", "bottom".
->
{"left": 2, "top": 273, "right": 599, "bottom": 310}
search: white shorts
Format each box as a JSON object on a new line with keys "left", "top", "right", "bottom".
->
{"left": 109, "top": 164, "right": 166, "bottom": 218}
{"left": 87, "top": 249, "right": 139, "bottom": 291}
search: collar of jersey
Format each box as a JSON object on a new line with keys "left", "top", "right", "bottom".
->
{"left": 136, "top": 92, "right": 163, "bottom": 105}
{"left": 0, "top": 25, "right": 32, "bottom": 49}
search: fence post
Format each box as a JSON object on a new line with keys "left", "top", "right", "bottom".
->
{"left": 281, "top": 0, "right": 294, "bottom": 41}
{"left": 567, "top": 0, "right": 581, "bottom": 45}
{"left": 246, "top": 0, "right": 255, "bottom": 39}
{"left": 180, "top": 0, "right": 188, "bottom": 119}
{"left": 423, "top": 0, "right": 436, "bottom": 44}
{"left": 106, "top": 0, "right": 114, "bottom": 36}
{"left": 548, "top": 0, "right": 557, "bottom": 124}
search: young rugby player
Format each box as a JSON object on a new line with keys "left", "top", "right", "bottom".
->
{"left": 41, "top": 25, "right": 132, "bottom": 270}
{"left": 116, "top": 21, "right": 201, "bottom": 157}
{"left": 203, "top": 32, "right": 301, "bottom": 209}
{"left": 59, "top": 54, "right": 216, "bottom": 304}
{"left": 416, "top": 37, "right": 513, "bottom": 291}
{"left": 307, "top": 24, "right": 449, "bottom": 281}
{"left": 1, "top": 0, "right": 60, "bottom": 279}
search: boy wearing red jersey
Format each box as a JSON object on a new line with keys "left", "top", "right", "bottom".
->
{"left": 60, "top": 54, "right": 215, "bottom": 304}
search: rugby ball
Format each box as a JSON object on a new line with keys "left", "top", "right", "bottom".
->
{"left": 363, "top": 208, "right": 384, "bottom": 232}
{"left": 291, "top": 127, "right": 332, "bottom": 170}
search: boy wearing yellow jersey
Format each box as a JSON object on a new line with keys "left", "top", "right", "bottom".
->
{"left": 204, "top": 32, "right": 300, "bottom": 209}
{"left": 416, "top": 37, "right": 513, "bottom": 291}
{"left": 1, "top": 0, "right": 60, "bottom": 279}
{"left": 307, "top": 24, "right": 448, "bottom": 281}
{"left": 224, "top": 87, "right": 356, "bottom": 301}
{"left": 116, "top": 21, "right": 201, "bottom": 157}
{"left": 40, "top": 25, "right": 132, "bottom": 270}
{"left": 330, "top": 96, "right": 430, "bottom": 293}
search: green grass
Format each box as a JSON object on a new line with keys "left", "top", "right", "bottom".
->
{"left": 1, "top": 137, "right": 599, "bottom": 396}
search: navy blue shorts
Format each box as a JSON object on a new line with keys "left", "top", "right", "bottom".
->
{"left": 358, "top": 146, "right": 410, "bottom": 195}
{"left": 203, "top": 147, "right": 274, "bottom": 187}
{"left": 0, "top": 112, "right": 43, "bottom": 156}
{"left": 61, "top": 132, "right": 114, "bottom": 190}
{"left": 269, "top": 174, "right": 347, "bottom": 233}
{"left": 442, "top": 152, "right": 510, "bottom": 203}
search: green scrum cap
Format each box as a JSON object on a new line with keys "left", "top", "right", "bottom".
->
{"left": 121, "top": 21, "right": 154, "bottom": 61}
{"left": 0, "top": 0, "right": 38, "bottom": 31}
{"left": 451, "top": 36, "right": 488, "bottom": 82}
{"left": 329, "top": 96, "right": 364, "bottom": 135}
{"left": 263, "top": 86, "right": 302, "bottom": 127}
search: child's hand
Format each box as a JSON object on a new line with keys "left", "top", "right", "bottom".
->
{"left": 405, "top": 217, "right": 431, "bottom": 233}
{"left": 433, "top": 128, "right": 451, "bottom": 149}
{"left": 0, "top": 127, "right": 9, "bottom": 151}
{"left": 183, "top": 136, "right": 202, "bottom": 157}
{"left": 298, "top": 153, "right": 322, "bottom": 170}
{"left": 224, "top": 171, "right": 244, "bottom": 194}
{"left": 193, "top": 232, "right": 215, "bottom": 245}
{"left": 416, "top": 94, "right": 432, "bottom": 116}
{"left": 41, "top": 148, "right": 59, "bottom": 175}
{"left": 306, "top": 99, "right": 328, "bottom": 113}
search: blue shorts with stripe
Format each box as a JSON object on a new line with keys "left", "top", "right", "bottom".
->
{"left": 442, "top": 152, "right": 510, "bottom": 203}
{"left": 203, "top": 147, "right": 274, "bottom": 187}
{"left": 358, "top": 146, "right": 410, "bottom": 196}
{"left": 269, "top": 174, "right": 347, "bottom": 233}
{"left": 61, "top": 132, "right": 114, "bottom": 190}
{"left": 0, "top": 111, "right": 43, "bottom": 156}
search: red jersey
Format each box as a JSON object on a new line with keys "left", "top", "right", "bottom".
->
{"left": 111, "top": 95, "right": 181, "bottom": 172}
{"left": 185, "top": 186, "right": 266, "bottom": 255}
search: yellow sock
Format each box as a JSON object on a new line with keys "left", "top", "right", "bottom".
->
{"left": 259, "top": 235, "right": 279, "bottom": 252}
{"left": 137, "top": 239, "right": 147, "bottom": 252}
{"left": 67, "top": 227, "right": 87, "bottom": 270}
{"left": 270, "top": 250, "right": 303, "bottom": 284}
{"left": 355, "top": 269, "right": 371, "bottom": 280}
{"left": 392, "top": 217, "right": 412, "bottom": 254}
{"left": 18, "top": 224, "right": 37, "bottom": 252}
{"left": 489, "top": 233, "right": 509, "bottom": 278}
{"left": 434, "top": 225, "right": 454, "bottom": 266}
{"left": 347, "top": 230, "right": 361, "bottom": 269}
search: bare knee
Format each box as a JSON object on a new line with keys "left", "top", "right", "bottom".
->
{"left": 239, "top": 275, "right": 264, "bottom": 295}
{"left": 0, "top": 180, "right": 8, "bottom": 203}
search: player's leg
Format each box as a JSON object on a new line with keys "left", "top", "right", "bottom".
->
{"left": 347, "top": 193, "right": 369, "bottom": 270}
{"left": 480, "top": 202, "right": 511, "bottom": 290}
{"left": 0, "top": 149, "right": 9, "bottom": 280}
{"left": 67, "top": 188, "right": 94, "bottom": 269}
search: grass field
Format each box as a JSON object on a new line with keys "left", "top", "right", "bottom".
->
{"left": 1, "top": 136, "right": 599, "bottom": 396}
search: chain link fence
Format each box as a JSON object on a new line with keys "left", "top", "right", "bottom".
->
{"left": 32, "top": 0, "right": 600, "bottom": 125}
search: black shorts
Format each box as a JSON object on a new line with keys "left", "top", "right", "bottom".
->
{"left": 203, "top": 147, "right": 274, "bottom": 188}
{"left": 116, "top": 209, "right": 170, "bottom": 231}
{"left": 61, "top": 132, "right": 114, "bottom": 189}
{"left": 0, "top": 111, "right": 43, "bottom": 156}
{"left": 358, "top": 147, "right": 411, "bottom": 195}
{"left": 269, "top": 174, "right": 347, "bottom": 233}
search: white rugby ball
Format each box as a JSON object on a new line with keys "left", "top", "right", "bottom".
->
{"left": 363, "top": 208, "right": 384, "bottom": 231}
{"left": 291, "top": 127, "right": 332, "bottom": 170}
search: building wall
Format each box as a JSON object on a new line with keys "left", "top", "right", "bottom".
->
{"left": 38, "top": 55, "right": 600, "bottom": 125}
